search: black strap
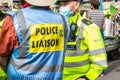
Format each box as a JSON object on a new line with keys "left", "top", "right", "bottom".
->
{"left": 16, "top": 10, "right": 28, "bottom": 57}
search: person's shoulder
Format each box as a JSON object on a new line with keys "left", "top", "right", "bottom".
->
{"left": 5, "top": 15, "right": 12, "bottom": 19}
{"left": 81, "top": 18, "right": 99, "bottom": 28}
{"left": 81, "top": 18, "right": 93, "bottom": 25}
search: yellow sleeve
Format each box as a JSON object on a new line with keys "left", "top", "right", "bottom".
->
{"left": 84, "top": 24, "right": 108, "bottom": 80}
{"left": 0, "top": 66, "right": 7, "bottom": 79}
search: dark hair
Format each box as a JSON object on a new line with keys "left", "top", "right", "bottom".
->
{"left": 90, "top": 0, "right": 100, "bottom": 9}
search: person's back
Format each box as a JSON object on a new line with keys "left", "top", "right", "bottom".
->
{"left": 89, "top": 10, "right": 104, "bottom": 29}
{"left": 0, "top": 0, "right": 70, "bottom": 80}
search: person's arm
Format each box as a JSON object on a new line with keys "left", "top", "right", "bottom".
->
{"left": 86, "top": 10, "right": 90, "bottom": 20}
{"left": 0, "top": 15, "right": 19, "bottom": 72}
{"left": 85, "top": 24, "right": 108, "bottom": 80}
{"left": 0, "top": 15, "right": 19, "bottom": 56}
{"left": 115, "top": 22, "right": 119, "bottom": 36}
{"left": 115, "top": 13, "right": 120, "bottom": 36}
{"left": 102, "top": 12, "right": 106, "bottom": 30}
{"left": 102, "top": 18, "right": 106, "bottom": 30}
{"left": 86, "top": 10, "right": 91, "bottom": 20}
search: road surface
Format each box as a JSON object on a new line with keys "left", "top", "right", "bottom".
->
{"left": 97, "top": 55, "right": 120, "bottom": 80}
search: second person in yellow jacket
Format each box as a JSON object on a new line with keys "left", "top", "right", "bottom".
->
{"left": 57, "top": 0, "right": 108, "bottom": 80}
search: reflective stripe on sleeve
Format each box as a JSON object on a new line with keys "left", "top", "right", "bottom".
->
{"left": 90, "top": 48, "right": 106, "bottom": 56}
{"left": 65, "top": 49, "right": 88, "bottom": 56}
{"left": 93, "top": 60, "right": 108, "bottom": 66}
{"left": 10, "top": 58, "right": 63, "bottom": 72}
{"left": 64, "top": 60, "right": 90, "bottom": 67}
{"left": 76, "top": 23, "right": 86, "bottom": 51}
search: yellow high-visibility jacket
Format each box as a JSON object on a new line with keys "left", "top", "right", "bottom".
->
{"left": 0, "top": 66, "right": 7, "bottom": 80}
{"left": 63, "top": 13, "right": 108, "bottom": 80}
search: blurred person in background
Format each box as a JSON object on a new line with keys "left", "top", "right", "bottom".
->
{"left": 115, "top": 6, "right": 120, "bottom": 36}
{"left": 87, "top": 0, "right": 106, "bottom": 39}
{"left": 2, "top": 0, "right": 10, "bottom": 11}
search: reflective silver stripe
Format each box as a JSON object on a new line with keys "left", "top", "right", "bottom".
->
{"left": 16, "top": 11, "right": 28, "bottom": 57}
{"left": 20, "top": 64, "right": 63, "bottom": 72}
{"left": 64, "top": 60, "right": 90, "bottom": 67}
{"left": 61, "top": 15, "right": 68, "bottom": 41}
{"left": 76, "top": 23, "right": 86, "bottom": 51}
{"left": 19, "top": 75, "right": 62, "bottom": 80}
{"left": 90, "top": 48, "right": 106, "bottom": 56}
{"left": 64, "top": 22, "right": 88, "bottom": 68}
{"left": 61, "top": 15, "right": 68, "bottom": 51}
{"left": 10, "top": 58, "right": 63, "bottom": 72}
{"left": 93, "top": 60, "right": 108, "bottom": 66}
{"left": 65, "top": 49, "right": 88, "bottom": 56}
{"left": 16, "top": 11, "right": 27, "bottom": 40}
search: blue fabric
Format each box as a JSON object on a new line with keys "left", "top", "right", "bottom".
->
{"left": 99, "top": 0, "right": 103, "bottom": 10}
{"left": 7, "top": 7, "right": 70, "bottom": 80}
{"left": 101, "top": 70, "right": 104, "bottom": 74}
{"left": 100, "top": 29, "right": 104, "bottom": 39}
{"left": 118, "top": 30, "right": 120, "bottom": 34}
